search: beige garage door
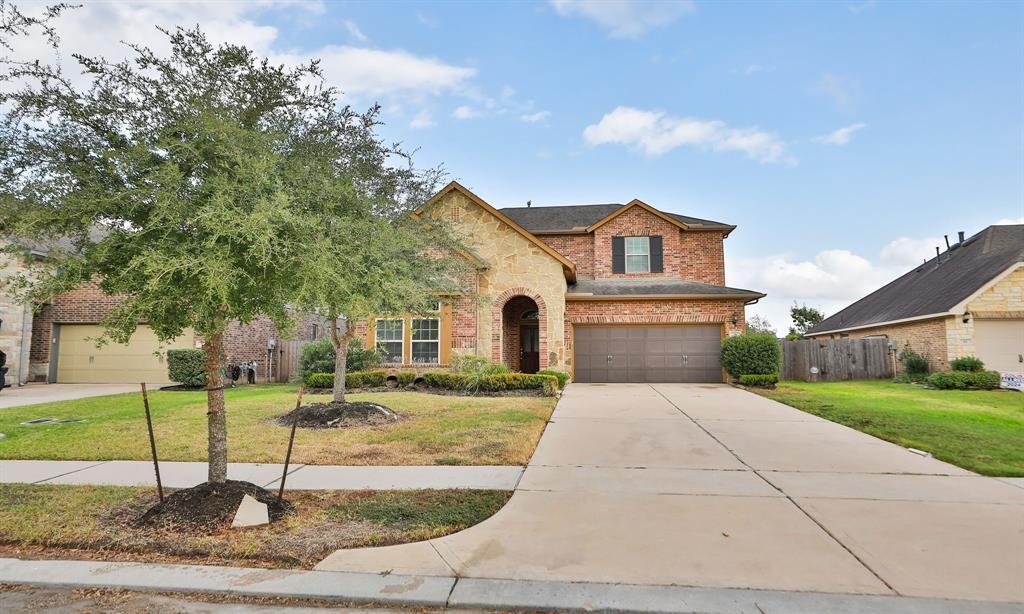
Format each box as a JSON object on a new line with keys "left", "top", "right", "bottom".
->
{"left": 974, "top": 320, "right": 1024, "bottom": 374}
{"left": 56, "top": 324, "right": 194, "bottom": 383}
{"left": 573, "top": 325, "right": 723, "bottom": 383}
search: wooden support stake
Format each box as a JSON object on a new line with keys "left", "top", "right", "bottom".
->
{"left": 278, "top": 384, "right": 304, "bottom": 503}
{"left": 141, "top": 383, "right": 164, "bottom": 502}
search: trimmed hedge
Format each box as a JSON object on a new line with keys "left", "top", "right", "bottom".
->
{"left": 950, "top": 356, "right": 985, "bottom": 372}
{"left": 167, "top": 349, "right": 206, "bottom": 387}
{"left": 720, "top": 333, "right": 781, "bottom": 377}
{"left": 738, "top": 373, "right": 779, "bottom": 388}
{"left": 536, "top": 369, "right": 569, "bottom": 388}
{"left": 927, "top": 370, "right": 1000, "bottom": 390}
{"left": 900, "top": 346, "right": 930, "bottom": 375}
{"left": 303, "top": 369, "right": 558, "bottom": 395}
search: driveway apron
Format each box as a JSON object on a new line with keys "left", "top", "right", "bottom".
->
{"left": 317, "top": 384, "right": 1024, "bottom": 603}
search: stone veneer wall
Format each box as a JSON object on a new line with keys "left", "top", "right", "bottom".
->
{"left": 0, "top": 255, "right": 34, "bottom": 385}
{"left": 433, "top": 190, "right": 569, "bottom": 370}
{"left": 841, "top": 317, "right": 952, "bottom": 373}
{"left": 563, "top": 298, "right": 747, "bottom": 375}
{"left": 946, "top": 266, "right": 1024, "bottom": 359}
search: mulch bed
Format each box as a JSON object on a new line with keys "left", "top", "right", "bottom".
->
{"left": 272, "top": 401, "right": 400, "bottom": 429}
{"left": 137, "top": 481, "right": 291, "bottom": 532}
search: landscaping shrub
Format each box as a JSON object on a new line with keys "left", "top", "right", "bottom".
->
{"left": 423, "top": 371, "right": 469, "bottom": 390}
{"left": 303, "top": 372, "right": 334, "bottom": 389}
{"left": 927, "top": 370, "right": 1000, "bottom": 390}
{"left": 950, "top": 356, "right": 985, "bottom": 372}
{"left": 305, "top": 368, "right": 557, "bottom": 395}
{"left": 299, "top": 337, "right": 380, "bottom": 379}
{"left": 738, "top": 373, "right": 778, "bottom": 388}
{"left": 449, "top": 354, "right": 511, "bottom": 392}
{"left": 167, "top": 349, "right": 206, "bottom": 387}
{"left": 536, "top": 369, "right": 569, "bottom": 388}
{"left": 893, "top": 372, "right": 929, "bottom": 384}
{"left": 478, "top": 373, "right": 558, "bottom": 395}
{"left": 720, "top": 333, "right": 781, "bottom": 377}
{"left": 900, "top": 346, "right": 930, "bottom": 375}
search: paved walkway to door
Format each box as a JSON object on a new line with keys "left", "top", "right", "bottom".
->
{"left": 317, "top": 383, "right": 1024, "bottom": 604}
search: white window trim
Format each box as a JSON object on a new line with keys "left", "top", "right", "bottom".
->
{"left": 375, "top": 318, "right": 405, "bottom": 364}
{"left": 625, "top": 236, "right": 651, "bottom": 273}
{"left": 411, "top": 317, "right": 441, "bottom": 364}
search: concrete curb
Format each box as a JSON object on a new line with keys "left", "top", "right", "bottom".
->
{"left": 1, "top": 558, "right": 1020, "bottom": 613}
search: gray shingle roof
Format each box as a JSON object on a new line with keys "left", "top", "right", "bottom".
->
{"left": 567, "top": 277, "right": 765, "bottom": 299}
{"left": 499, "top": 203, "right": 734, "bottom": 233}
{"left": 808, "top": 225, "right": 1024, "bottom": 335}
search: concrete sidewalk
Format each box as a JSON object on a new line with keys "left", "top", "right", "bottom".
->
{"left": 0, "top": 383, "right": 140, "bottom": 409}
{"left": 1, "top": 557, "right": 1019, "bottom": 614}
{"left": 0, "top": 460, "right": 524, "bottom": 490}
{"left": 316, "top": 383, "right": 1024, "bottom": 604}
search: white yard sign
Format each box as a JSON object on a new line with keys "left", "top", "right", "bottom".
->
{"left": 999, "top": 372, "right": 1024, "bottom": 392}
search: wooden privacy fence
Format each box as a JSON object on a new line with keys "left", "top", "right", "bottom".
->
{"left": 274, "top": 339, "right": 309, "bottom": 383}
{"left": 780, "top": 338, "right": 893, "bottom": 382}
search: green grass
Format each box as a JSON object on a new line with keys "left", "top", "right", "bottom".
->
{"left": 756, "top": 381, "right": 1024, "bottom": 476}
{"left": 0, "top": 384, "right": 556, "bottom": 466}
{"left": 0, "top": 483, "right": 510, "bottom": 568}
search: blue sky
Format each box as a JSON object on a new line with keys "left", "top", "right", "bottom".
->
{"left": 25, "top": 0, "right": 1024, "bottom": 331}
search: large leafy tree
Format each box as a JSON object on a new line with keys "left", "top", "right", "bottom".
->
{"left": 0, "top": 27, "right": 460, "bottom": 482}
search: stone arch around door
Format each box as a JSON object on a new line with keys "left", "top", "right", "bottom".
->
{"left": 492, "top": 287, "right": 548, "bottom": 371}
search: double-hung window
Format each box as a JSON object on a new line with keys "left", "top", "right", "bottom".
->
{"left": 375, "top": 319, "right": 404, "bottom": 363}
{"left": 625, "top": 236, "right": 651, "bottom": 273}
{"left": 411, "top": 318, "right": 440, "bottom": 364}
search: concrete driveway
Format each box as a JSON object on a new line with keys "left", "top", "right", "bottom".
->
{"left": 317, "top": 384, "right": 1024, "bottom": 603}
{"left": 0, "top": 383, "right": 140, "bottom": 409}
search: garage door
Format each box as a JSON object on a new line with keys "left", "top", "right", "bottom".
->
{"left": 573, "top": 325, "right": 723, "bottom": 383}
{"left": 56, "top": 324, "right": 194, "bottom": 383}
{"left": 974, "top": 320, "right": 1024, "bottom": 374}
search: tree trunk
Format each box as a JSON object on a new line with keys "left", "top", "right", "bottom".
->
{"left": 204, "top": 328, "right": 228, "bottom": 484}
{"left": 330, "top": 316, "right": 354, "bottom": 403}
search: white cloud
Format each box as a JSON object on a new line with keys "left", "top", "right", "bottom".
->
{"left": 343, "top": 19, "right": 369, "bottom": 43}
{"left": 583, "top": 106, "right": 793, "bottom": 164}
{"left": 550, "top": 0, "right": 695, "bottom": 39}
{"left": 744, "top": 63, "right": 774, "bottom": 76}
{"left": 409, "top": 110, "right": 435, "bottom": 129}
{"left": 879, "top": 236, "right": 942, "bottom": 267}
{"left": 994, "top": 216, "right": 1024, "bottom": 225}
{"left": 6, "top": 2, "right": 474, "bottom": 102}
{"left": 848, "top": 0, "right": 878, "bottom": 13}
{"left": 814, "top": 73, "right": 862, "bottom": 112}
{"left": 452, "top": 105, "right": 480, "bottom": 119}
{"left": 520, "top": 111, "right": 551, "bottom": 123}
{"left": 813, "top": 122, "right": 867, "bottom": 146}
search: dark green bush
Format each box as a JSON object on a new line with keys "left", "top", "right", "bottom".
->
{"left": 303, "top": 372, "right": 333, "bottom": 389}
{"left": 893, "top": 372, "right": 929, "bottom": 384}
{"left": 345, "top": 370, "right": 388, "bottom": 388}
{"left": 900, "top": 346, "right": 930, "bottom": 375}
{"left": 720, "top": 333, "right": 781, "bottom": 377}
{"left": 167, "top": 349, "right": 206, "bottom": 386}
{"left": 738, "top": 373, "right": 779, "bottom": 388}
{"left": 423, "top": 371, "right": 469, "bottom": 390}
{"left": 298, "top": 337, "right": 380, "bottom": 379}
{"left": 950, "top": 356, "right": 985, "bottom": 372}
{"left": 478, "top": 373, "right": 558, "bottom": 395}
{"left": 396, "top": 371, "right": 417, "bottom": 386}
{"left": 927, "top": 370, "right": 1000, "bottom": 390}
{"left": 536, "top": 369, "right": 569, "bottom": 388}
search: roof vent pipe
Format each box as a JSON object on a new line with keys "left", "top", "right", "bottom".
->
{"left": 958, "top": 230, "right": 965, "bottom": 243}
{"left": 944, "top": 235, "right": 950, "bottom": 250}
{"left": 526, "top": 200, "right": 532, "bottom": 208}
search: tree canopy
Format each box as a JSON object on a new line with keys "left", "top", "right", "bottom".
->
{"left": 786, "top": 303, "right": 826, "bottom": 340}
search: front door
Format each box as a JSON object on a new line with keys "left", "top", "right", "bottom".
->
{"left": 520, "top": 325, "right": 540, "bottom": 373}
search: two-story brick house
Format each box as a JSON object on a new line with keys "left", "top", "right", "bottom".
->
{"left": 354, "top": 181, "right": 765, "bottom": 383}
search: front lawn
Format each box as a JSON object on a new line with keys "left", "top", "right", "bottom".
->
{"left": 0, "top": 385, "right": 556, "bottom": 466}
{"left": 755, "top": 381, "right": 1024, "bottom": 476}
{"left": 0, "top": 483, "right": 509, "bottom": 568}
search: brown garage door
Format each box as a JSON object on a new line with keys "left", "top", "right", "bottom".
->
{"left": 573, "top": 325, "right": 723, "bottom": 383}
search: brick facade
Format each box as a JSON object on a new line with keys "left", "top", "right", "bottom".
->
{"left": 838, "top": 317, "right": 951, "bottom": 373}
{"left": 26, "top": 278, "right": 321, "bottom": 382}
{"left": 563, "top": 298, "right": 747, "bottom": 377}
{"left": 538, "top": 206, "right": 727, "bottom": 285}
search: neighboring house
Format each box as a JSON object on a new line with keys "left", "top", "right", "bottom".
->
{"left": 353, "top": 181, "right": 765, "bottom": 383}
{"left": 0, "top": 244, "right": 326, "bottom": 385}
{"left": 807, "top": 225, "right": 1024, "bottom": 374}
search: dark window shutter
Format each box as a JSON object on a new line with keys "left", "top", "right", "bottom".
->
{"left": 650, "top": 236, "right": 663, "bottom": 273}
{"left": 611, "top": 236, "right": 625, "bottom": 273}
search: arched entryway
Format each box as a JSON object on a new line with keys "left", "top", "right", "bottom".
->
{"left": 492, "top": 288, "right": 548, "bottom": 373}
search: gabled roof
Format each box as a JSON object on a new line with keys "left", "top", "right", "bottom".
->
{"left": 422, "top": 181, "right": 577, "bottom": 282}
{"left": 808, "top": 225, "right": 1024, "bottom": 336}
{"left": 499, "top": 202, "right": 734, "bottom": 235}
{"left": 567, "top": 277, "right": 765, "bottom": 301}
